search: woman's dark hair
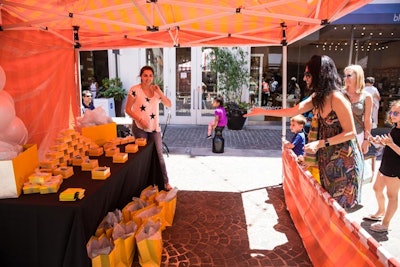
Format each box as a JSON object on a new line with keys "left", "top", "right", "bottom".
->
{"left": 214, "top": 96, "right": 224, "bottom": 106}
{"left": 307, "top": 55, "right": 343, "bottom": 111}
{"left": 139, "top": 65, "right": 154, "bottom": 76}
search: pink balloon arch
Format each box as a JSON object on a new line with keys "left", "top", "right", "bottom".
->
{"left": 0, "top": 66, "right": 28, "bottom": 148}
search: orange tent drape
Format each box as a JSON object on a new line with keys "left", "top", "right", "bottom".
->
{"left": 0, "top": 13, "right": 79, "bottom": 159}
{"left": 282, "top": 148, "right": 399, "bottom": 267}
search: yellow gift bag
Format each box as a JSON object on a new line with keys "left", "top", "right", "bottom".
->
{"left": 155, "top": 188, "right": 178, "bottom": 228}
{"left": 135, "top": 219, "right": 163, "bottom": 267}
{"left": 86, "top": 234, "right": 115, "bottom": 267}
{"left": 140, "top": 185, "right": 159, "bottom": 204}
{"left": 112, "top": 221, "right": 137, "bottom": 267}
{"left": 131, "top": 203, "right": 163, "bottom": 230}
{"left": 95, "top": 209, "right": 122, "bottom": 238}
{"left": 121, "top": 197, "right": 148, "bottom": 222}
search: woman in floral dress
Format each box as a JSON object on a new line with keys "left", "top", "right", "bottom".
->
{"left": 245, "top": 55, "right": 363, "bottom": 208}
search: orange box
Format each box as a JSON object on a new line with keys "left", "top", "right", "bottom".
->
{"left": 135, "top": 138, "right": 147, "bottom": 146}
{"left": 81, "top": 122, "right": 117, "bottom": 146}
{"left": 81, "top": 159, "right": 99, "bottom": 171}
{"left": 91, "top": 167, "right": 111, "bottom": 180}
{"left": 125, "top": 144, "right": 138, "bottom": 153}
{"left": 112, "top": 153, "right": 128, "bottom": 163}
{"left": 0, "top": 144, "right": 39, "bottom": 199}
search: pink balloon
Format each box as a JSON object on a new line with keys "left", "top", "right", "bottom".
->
{"left": 0, "top": 93, "right": 16, "bottom": 131}
{"left": 0, "top": 117, "right": 28, "bottom": 145}
{"left": 0, "top": 66, "right": 5, "bottom": 92}
{"left": 0, "top": 90, "right": 15, "bottom": 107}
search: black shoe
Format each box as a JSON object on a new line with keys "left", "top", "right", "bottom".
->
{"left": 206, "top": 135, "right": 212, "bottom": 139}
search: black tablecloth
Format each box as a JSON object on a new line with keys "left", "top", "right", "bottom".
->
{"left": 0, "top": 142, "right": 164, "bottom": 267}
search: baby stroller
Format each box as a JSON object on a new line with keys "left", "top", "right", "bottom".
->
{"left": 161, "top": 111, "right": 171, "bottom": 156}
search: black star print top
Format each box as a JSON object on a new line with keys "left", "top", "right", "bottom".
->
{"left": 128, "top": 84, "right": 161, "bottom": 132}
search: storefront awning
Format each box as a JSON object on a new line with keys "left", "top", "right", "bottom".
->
{"left": 333, "top": 2, "right": 400, "bottom": 24}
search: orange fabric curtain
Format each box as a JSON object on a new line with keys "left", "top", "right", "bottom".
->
{"left": 0, "top": 12, "right": 79, "bottom": 159}
{"left": 282, "top": 148, "right": 399, "bottom": 267}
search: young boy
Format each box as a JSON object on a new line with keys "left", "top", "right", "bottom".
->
{"left": 283, "top": 114, "right": 307, "bottom": 156}
{"left": 206, "top": 96, "right": 227, "bottom": 139}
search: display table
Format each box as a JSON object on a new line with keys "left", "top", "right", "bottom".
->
{"left": 0, "top": 142, "right": 164, "bottom": 267}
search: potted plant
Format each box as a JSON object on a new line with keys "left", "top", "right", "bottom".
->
{"left": 98, "top": 77, "right": 127, "bottom": 117}
{"left": 207, "top": 47, "right": 250, "bottom": 130}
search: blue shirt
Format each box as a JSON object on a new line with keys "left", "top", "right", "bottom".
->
{"left": 291, "top": 132, "right": 305, "bottom": 156}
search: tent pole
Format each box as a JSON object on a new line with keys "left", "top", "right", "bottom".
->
{"left": 281, "top": 23, "right": 287, "bottom": 141}
{"left": 282, "top": 45, "right": 287, "bottom": 140}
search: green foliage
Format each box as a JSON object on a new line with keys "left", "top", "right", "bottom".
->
{"left": 207, "top": 47, "right": 249, "bottom": 105}
{"left": 99, "top": 77, "right": 127, "bottom": 102}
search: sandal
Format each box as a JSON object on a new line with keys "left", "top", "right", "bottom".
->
{"left": 363, "top": 214, "right": 383, "bottom": 221}
{"left": 369, "top": 223, "right": 389, "bottom": 233}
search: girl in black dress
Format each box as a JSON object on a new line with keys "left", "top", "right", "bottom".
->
{"left": 366, "top": 99, "right": 400, "bottom": 232}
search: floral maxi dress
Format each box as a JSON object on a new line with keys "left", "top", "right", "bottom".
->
{"left": 317, "top": 110, "right": 363, "bottom": 208}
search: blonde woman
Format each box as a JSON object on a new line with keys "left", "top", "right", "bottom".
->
{"left": 343, "top": 65, "right": 373, "bottom": 155}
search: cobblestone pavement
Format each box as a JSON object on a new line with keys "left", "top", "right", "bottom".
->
{"left": 131, "top": 123, "right": 399, "bottom": 266}
{"left": 161, "top": 123, "right": 286, "bottom": 151}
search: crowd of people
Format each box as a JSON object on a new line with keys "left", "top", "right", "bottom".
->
{"left": 245, "top": 54, "right": 400, "bottom": 233}
{"left": 83, "top": 57, "right": 398, "bottom": 233}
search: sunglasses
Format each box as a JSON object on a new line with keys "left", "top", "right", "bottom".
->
{"left": 389, "top": 111, "right": 399, "bottom": 117}
{"left": 344, "top": 74, "right": 353, "bottom": 79}
{"left": 85, "top": 95, "right": 92, "bottom": 97}
{"left": 303, "top": 72, "right": 311, "bottom": 78}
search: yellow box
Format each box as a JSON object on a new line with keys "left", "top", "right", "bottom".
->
{"left": 23, "top": 182, "right": 41, "bottom": 194}
{"left": 0, "top": 144, "right": 39, "bottom": 199}
{"left": 39, "top": 175, "right": 63, "bottom": 194}
{"left": 125, "top": 144, "right": 138, "bottom": 153}
{"left": 50, "top": 143, "right": 68, "bottom": 151}
{"left": 135, "top": 138, "right": 147, "bottom": 146}
{"left": 105, "top": 147, "right": 120, "bottom": 157}
{"left": 53, "top": 166, "right": 74, "bottom": 179}
{"left": 122, "top": 135, "right": 135, "bottom": 144}
{"left": 103, "top": 141, "right": 117, "bottom": 151}
{"left": 91, "top": 167, "right": 111, "bottom": 180}
{"left": 81, "top": 122, "right": 117, "bottom": 146}
{"left": 72, "top": 155, "right": 89, "bottom": 166}
{"left": 28, "top": 172, "right": 52, "bottom": 185}
{"left": 81, "top": 159, "right": 99, "bottom": 171}
{"left": 39, "top": 159, "right": 58, "bottom": 169}
{"left": 112, "top": 153, "right": 128, "bottom": 163}
{"left": 88, "top": 147, "right": 104, "bottom": 157}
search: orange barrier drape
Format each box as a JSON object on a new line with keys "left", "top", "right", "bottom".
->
{"left": 0, "top": 12, "right": 79, "bottom": 159}
{"left": 282, "top": 148, "right": 400, "bottom": 267}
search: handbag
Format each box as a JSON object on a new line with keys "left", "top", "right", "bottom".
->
{"left": 303, "top": 108, "right": 319, "bottom": 167}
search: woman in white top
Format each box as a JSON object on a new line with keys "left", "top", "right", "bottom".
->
{"left": 364, "top": 77, "right": 380, "bottom": 129}
{"left": 343, "top": 65, "right": 373, "bottom": 155}
{"left": 125, "top": 66, "right": 172, "bottom": 191}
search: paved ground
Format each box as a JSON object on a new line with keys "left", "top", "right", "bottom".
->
{"left": 134, "top": 121, "right": 399, "bottom": 266}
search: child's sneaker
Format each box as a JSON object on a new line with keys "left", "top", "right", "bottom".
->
{"left": 206, "top": 135, "right": 212, "bottom": 139}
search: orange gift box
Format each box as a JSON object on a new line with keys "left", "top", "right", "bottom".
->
{"left": 125, "top": 144, "right": 138, "bottom": 153}
{"left": 81, "top": 122, "right": 117, "bottom": 146}
{"left": 82, "top": 159, "right": 99, "bottom": 171}
{"left": 135, "top": 138, "right": 147, "bottom": 146}
{"left": 91, "top": 167, "right": 111, "bottom": 180}
{"left": 112, "top": 153, "right": 128, "bottom": 163}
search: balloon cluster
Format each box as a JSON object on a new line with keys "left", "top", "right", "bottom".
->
{"left": 0, "top": 66, "right": 28, "bottom": 159}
